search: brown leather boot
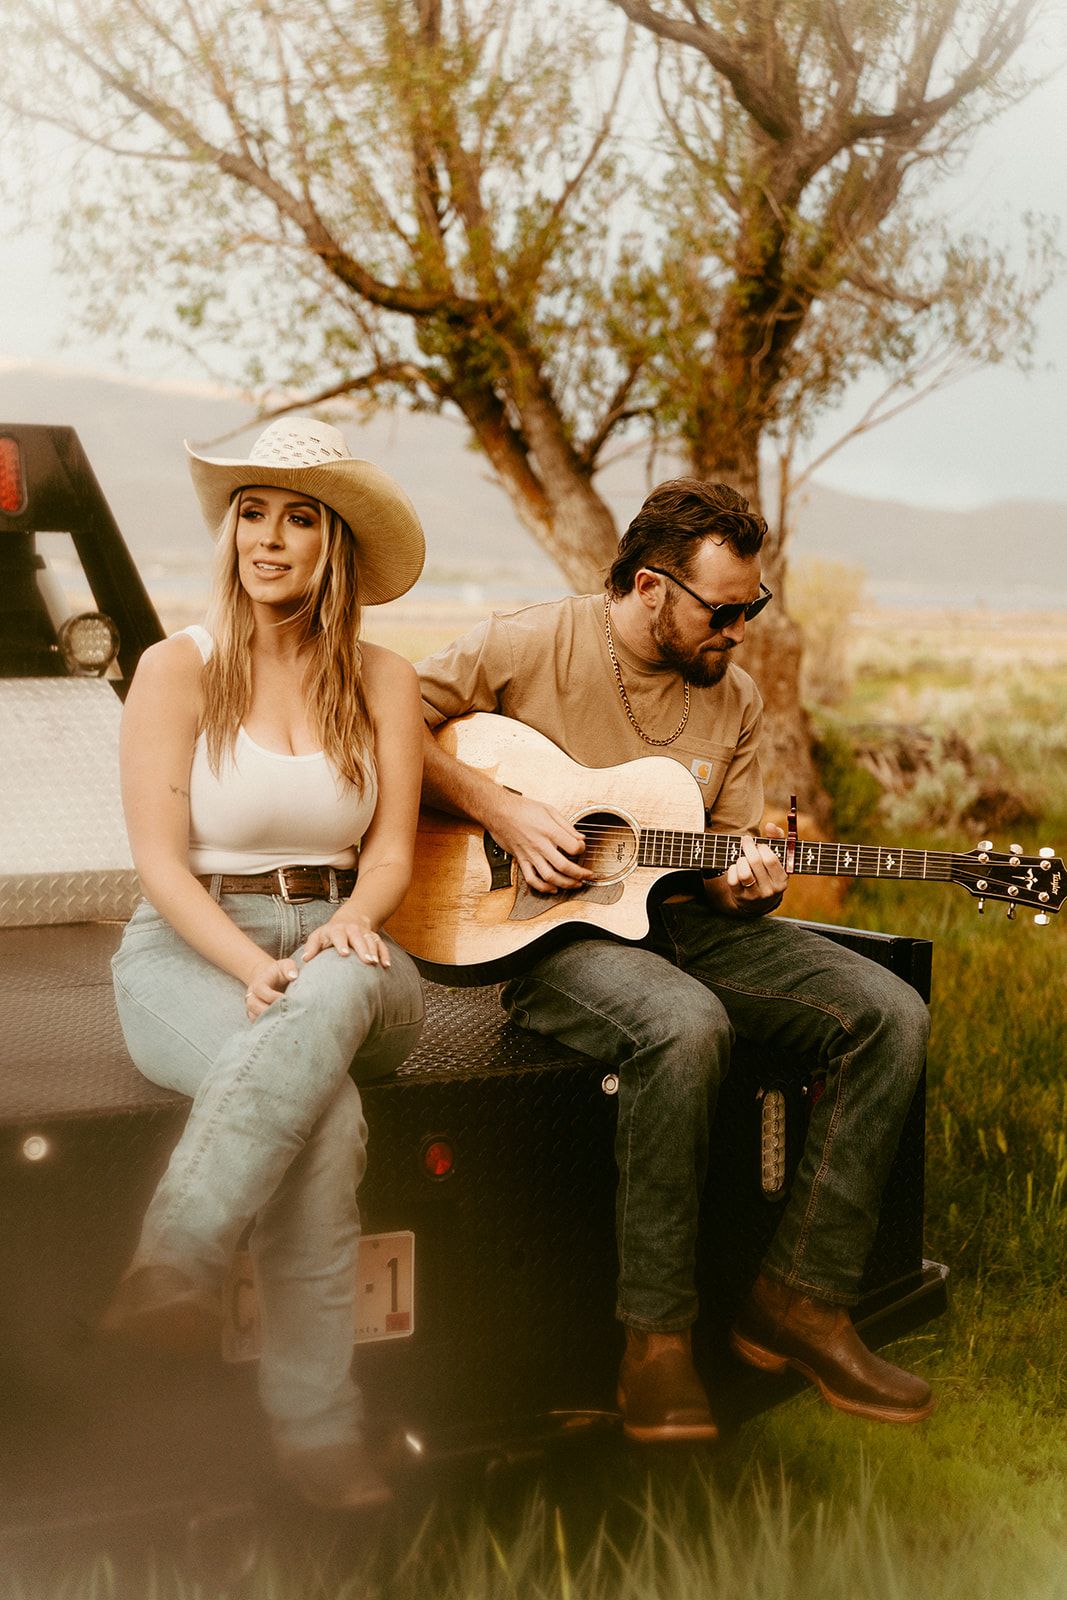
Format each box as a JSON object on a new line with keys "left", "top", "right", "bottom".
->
{"left": 616, "top": 1327, "right": 718, "bottom": 1443}
{"left": 98, "top": 1264, "right": 222, "bottom": 1359}
{"left": 730, "top": 1272, "right": 935, "bottom": 1424}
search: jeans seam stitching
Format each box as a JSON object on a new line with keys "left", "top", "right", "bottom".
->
{"left": 692, "top": 974, "right": 858, "bottom": 1035}
{"left": 166, "top": 1006, "right": 288, "bottom": 1214}
{"left": 511, "top": 977, "right": 651, "bottom": 1057}
{"left": 789, "top": 1044, "right": 854, "bottom": 1277}
{"left": 111, "top": 970, "right": 217, "bottom": 1071}
{"left": 515, "top": 975, "right": 678, "bottom": 1328}
{"left": 618, "top": 1054, "right": 645, "bottom": 1324}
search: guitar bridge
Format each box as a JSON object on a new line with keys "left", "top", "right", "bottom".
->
{"left": 483, "top": 832, "right": 513, "bottom": 891}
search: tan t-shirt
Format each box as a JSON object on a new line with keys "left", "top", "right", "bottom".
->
{"left": 416, "top": 593, "right": 764, "bottom": 833}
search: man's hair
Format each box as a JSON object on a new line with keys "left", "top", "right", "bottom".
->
{"left": 607, "top": 478, "right": 768, "bottom": 597}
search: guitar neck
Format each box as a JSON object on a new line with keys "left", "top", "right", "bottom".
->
{"left": 639, "top": 830, "right": 955, "bottom": 883}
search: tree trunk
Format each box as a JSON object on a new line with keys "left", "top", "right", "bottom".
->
{"left": 689, "top": 436, "right": 832, "bottom": 829}
{"left": 449, "top": 348, "right": 620, "bottom": 593}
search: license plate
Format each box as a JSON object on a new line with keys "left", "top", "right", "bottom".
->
{"left": 222, "top": 1230, "right": 415, "bottom": 1364}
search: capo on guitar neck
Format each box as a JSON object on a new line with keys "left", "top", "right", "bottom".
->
{"left": 785, "top": 793, "right": 798, "bottom": 874}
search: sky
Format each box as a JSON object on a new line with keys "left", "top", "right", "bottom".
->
{"left": 1, "top": 15, "right": 1065, "bottom": 514}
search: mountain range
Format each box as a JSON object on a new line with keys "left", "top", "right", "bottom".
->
{"left": 2, "top": 362, "right": 1064, "bottom": 611}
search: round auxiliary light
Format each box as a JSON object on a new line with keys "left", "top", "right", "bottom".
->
{"left": 57, "top": 612, "right": 121, "bottom": 676}
{"left": 421, "top": 1137, "right": 455, "bottom": 1181}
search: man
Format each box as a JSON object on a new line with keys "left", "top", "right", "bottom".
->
{"left": 415, "top": 479, "right": 934, "bottom": 1442}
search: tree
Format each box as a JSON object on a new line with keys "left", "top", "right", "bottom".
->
{"left": 3, "top": 0, "right": 639, "bottom": 588}
{"left": 607, "top": 0, "right": 1057, "bottom": 802}
{"left": 2, "top": 0, "right": 1057, "bottom": 814}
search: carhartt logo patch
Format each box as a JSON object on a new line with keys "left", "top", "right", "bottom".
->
{"left": 690, "top": 759, "right": 714, "bottom": 785}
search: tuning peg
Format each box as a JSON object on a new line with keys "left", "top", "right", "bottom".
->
{"left": 1039, "top": 847, "right": 1055, "bottom": 859}
{"left": 977, "top": 839, "right": 993, "bottom": 851}
{"left": 1035, "top": 913, "right": 1050, "bottom": 926}
{"left": 977, "top": 898, "right": 984, "bottom": 914}
{"left": 1010, "top": 843, "right": 1023, "bottom": 855}
{"left": 1006, "top": 904, "right": 1017, "bottom": 920}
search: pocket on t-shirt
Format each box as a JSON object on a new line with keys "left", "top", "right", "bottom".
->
{"left": 668, "top": 739, "right": 738, "bottom": 812}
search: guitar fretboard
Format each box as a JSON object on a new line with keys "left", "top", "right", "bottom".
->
{"left": 637, "top": 830, "right": 955, "bottom": 882}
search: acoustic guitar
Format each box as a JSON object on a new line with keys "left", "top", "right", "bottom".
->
{"left": 386, "top": 713, "right": 1064, "bottom": 984}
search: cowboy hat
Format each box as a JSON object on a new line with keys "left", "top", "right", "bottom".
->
{"left": 185, "top": 417, "right": 425, "bottom": 604}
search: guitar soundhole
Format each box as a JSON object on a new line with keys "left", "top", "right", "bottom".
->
{"left": 575, "top": 810, "right": 639, "bottom": 883}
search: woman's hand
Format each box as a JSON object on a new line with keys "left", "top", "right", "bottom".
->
{"left": 244, "top": 956, "right": 300, "bottom": 1021}
{"left": 302, "top": 906, "right": 392, "bottom": 968}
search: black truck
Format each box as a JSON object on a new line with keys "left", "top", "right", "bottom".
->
{"left": 0, "top": 423, "right": 947, "bottom": 1544}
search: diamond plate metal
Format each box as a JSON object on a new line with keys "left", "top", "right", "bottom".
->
{"left": 0, "top": 679, "right": 138, "bottom": 927}
{"left": 0, "top": 923, "right": 593, "bottom": 1125}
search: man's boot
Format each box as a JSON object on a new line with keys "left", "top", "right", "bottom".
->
{"left": 730, "top": 1272, "right": 935, "bottom": 1423}
{"left": 616, "top": 1327, "right": 718, "bottom": 1443}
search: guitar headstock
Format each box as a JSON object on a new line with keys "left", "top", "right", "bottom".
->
{"left": 952, "top": 841, "right": 1065, "bottom": 921}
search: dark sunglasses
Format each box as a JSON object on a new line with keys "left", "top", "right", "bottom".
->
{"left": 646, "top": 567, "right": 774, "bottom": 631}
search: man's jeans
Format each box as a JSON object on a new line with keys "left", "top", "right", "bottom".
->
{"left": 111, "top": 895, "right": 424, "bottom": 1452}
{"left": 502, "top": 903, "right": 930, "bottom": 1331}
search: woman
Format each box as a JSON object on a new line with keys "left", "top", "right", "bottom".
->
{"left": 104, "top": 417, "right": 426, "bottom": 1509}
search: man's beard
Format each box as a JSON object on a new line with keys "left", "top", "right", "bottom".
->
{"left": 651, "top": 590, "right": 735, "bottom": 688}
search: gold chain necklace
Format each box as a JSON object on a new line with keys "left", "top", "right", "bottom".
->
{"left": 603, "top": 595, "right": 690, "bottom": 746}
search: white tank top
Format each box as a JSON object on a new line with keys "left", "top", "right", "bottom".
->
{"left": 178, "top": 625, "right": 378, "bottom": 875}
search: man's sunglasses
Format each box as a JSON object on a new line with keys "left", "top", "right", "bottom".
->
{"left": 646, "top": 567, "right": 774, "bottom": 632}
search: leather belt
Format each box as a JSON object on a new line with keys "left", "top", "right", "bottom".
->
{"left": 197, "top": 866, "right": 356, "bottom": 904}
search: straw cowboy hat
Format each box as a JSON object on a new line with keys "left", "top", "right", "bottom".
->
{"left": 185, "top": 416, "right": 426, "bottom": 604}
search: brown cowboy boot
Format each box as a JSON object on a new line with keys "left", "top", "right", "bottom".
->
{"left": 98, "top": 1264, "right": 222, "bottom": 1359}
{"left": 616, "top": 1327, "right": 719, "bottom": 1443}
{"left": 730, "top": 1272, "right": 935, "bottom": 1424}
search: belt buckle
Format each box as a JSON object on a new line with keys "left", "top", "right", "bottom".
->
{"left": 277, "top": 866, "right": 319, "bottom": 904}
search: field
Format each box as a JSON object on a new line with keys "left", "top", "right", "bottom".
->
{"left": 18, "top": 602, "right": 1067, "bottom": 1598}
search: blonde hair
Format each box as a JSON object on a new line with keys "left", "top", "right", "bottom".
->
{"left": 200, "top": 495, "right": 373, "bottom": 791}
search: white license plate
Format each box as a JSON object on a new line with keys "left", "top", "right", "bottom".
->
{"left": 222, "top": 1230, "right": 415, "bottom": 1364}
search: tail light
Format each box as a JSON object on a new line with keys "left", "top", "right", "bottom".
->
{"left": 0, "top": 436, "right": 26, "bottom": 515}
{"left": 421, "top": 1137, "right": 455, "bottom": 1181}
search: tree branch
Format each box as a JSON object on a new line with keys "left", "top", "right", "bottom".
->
{"left": 195, "top": 363, "right": 447, "bottom": 449}
{"left": 606, "top": 0, "right": 797, "bottom": 139}
{"left": 21, "top": 0, "right": 483, "bottom": 321}
{"left": 578, "top": 358, "right": 650, "bottom": 468}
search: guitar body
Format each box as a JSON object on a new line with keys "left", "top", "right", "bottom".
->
{"left": 386, "top": 713, "right": 706, "bottom": 983}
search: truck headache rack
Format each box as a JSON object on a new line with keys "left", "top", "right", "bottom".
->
{"left": 0, "top": 424, "right": 163, "bottom": 683}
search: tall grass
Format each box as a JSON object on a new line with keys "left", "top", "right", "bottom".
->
{"left": 9, "top": 1451, "right": 1067, "bottom": 1600}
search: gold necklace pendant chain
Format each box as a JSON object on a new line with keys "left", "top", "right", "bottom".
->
{"left": 604, "top": 595, "right": 690, "bottom": 747}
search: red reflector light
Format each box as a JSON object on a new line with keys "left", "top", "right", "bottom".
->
{"left": 0, "top": 436, "right": 26, "bottom": 515}
{"left": 422, "top": 1139, "right": 454, "bottom": 1180}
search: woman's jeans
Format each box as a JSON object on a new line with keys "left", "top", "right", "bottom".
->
{"left": 111, "top": 895, "right": 424, "bottom": 1453}
{"left": 502, "top": 903, "right": 930, "bottom": 1331}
